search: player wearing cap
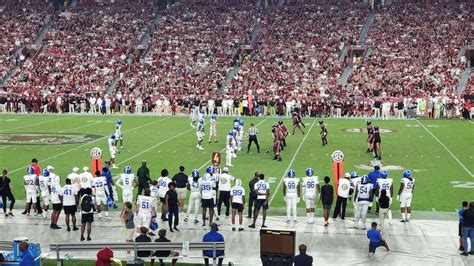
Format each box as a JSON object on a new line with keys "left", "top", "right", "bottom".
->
{"left": 217, "top": 167, "right": 234, "bottom": 218}
{"left": 354, "top": 175, "right": 373, "bottom": 230}
{"left": 302, "top": 168, "right": 320, "bottom": 224}
{"left": 283, "top": 169, "right": 300, "bottom": 223}
{"left": 68, "top": 167, "right": 81, "bottom": 209}
{"left": 332, "top": 172, "right": 351, "bottom": 220}
{"left": 397, "top": 170, "right": 415, "bottom": 223}
{"left": 185, "top": 169, "right": 201, "bottom": 224}
{"left": 230, "top": 179, "right": 245, "bottom": 231}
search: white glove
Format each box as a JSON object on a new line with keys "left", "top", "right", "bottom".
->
{"left": 396, "top": 195, "right": 400, "bottom": 201}
{"left": 296, "top": 197, "right": 300, "bottom": 203}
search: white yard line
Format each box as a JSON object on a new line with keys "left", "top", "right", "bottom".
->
{"left": 0, "top": 146, "right": 9, "bottom": 150}
{"left": 269, "top": 119, "right": 317, "bottom": 205}
{"left": 196, "top": 118, "right": 269, "bottom": 171}
{"left": 58, "top": 122, "right": 99, "bottom": 133}
{"left": 8, "top": 117, "right": 170, "bottom": 174}
{"left": 416, "top": 119, "right": 473, "bottom": 178}
{"left": 117, "top": 128, "right": 195, "bottom": 166}
{"left": 0, "top": 116, "right": 71, "bottom": 133}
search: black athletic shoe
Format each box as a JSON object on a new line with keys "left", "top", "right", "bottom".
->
{"left": 80, "top": 236, "right": 85, "bottom": 241}
{"left": 73, "top": 227, "right": 79, "bottom": 231}
{"left": 173, "top": 227, "right": 180, "bottom": 232}
{"left": 238, "top": 228, "right": 244, "bottom": 232}
{"left": 469, "top": 251, "right": 474, "bottom": 255}
{"left": 261, "top": 225, "right": 267, "bottom": 228}
{"left": 170, "top": 228, "right": 174, "bottom": 233}
{"left": 87, "top": 237, "right": 91, "bottom": 241}
{"left": 232, "top": 228, "right": 236, "bottom": 231}
{"left": 459, "top": 246, "right": 464, "bottom": 251}
{"left": 248, "top": 224, "right": 256, "bottom": 228}
{"left": 460, "top": 252, "right": 468, "bottom": 256}
{"left": 67, "top": 227, "right": 71, "bottom": 232}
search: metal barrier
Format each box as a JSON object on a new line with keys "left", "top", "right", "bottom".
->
{"left": 50, "top": 242, "right": 226, "bottom": 266}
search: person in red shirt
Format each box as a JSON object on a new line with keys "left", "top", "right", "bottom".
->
{"left": 23, "top": 159, "right": 43, "bottom": 216}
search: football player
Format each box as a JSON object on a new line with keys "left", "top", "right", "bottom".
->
{"left": 196, "top": 118, "right": 205, "bottom": 150}
{"left": 376, "top": 171, "right": 393, "bottom": 226}
{"left": 157, "top": 169, "right": 171, "bottom": 221}
{"left": 108, "top": 133, "right": 118, "bottom": 169}
{"left": 373, "top": 126, "right": 382, "bottom": 160}
{"left": 49, "top": 173, "right": 63, "bottom": 230}
{"left": 397, "top": 170, "right": 415, "bottom": 223}
{"left": 272, "top": 124, "right": 282, "bottom": 161}
{"left": 68, "top": 167, "right": 81, "bottom": 209}
{"left": 184, "top": 169, "right": 201, "bottom": 224}
{"left": 135, "top": 189, "right": 156, "bottom": 233}
{"left": 283, "top": 169, "right": 300, "bottom": 223}
{"left": 238, "top": 120, "right": 245, "bottom": 151}
{"left": 302, "top": 168, "right": 320, "bottom": 224}
{"left": 190, "top": 105, "right": 198, "bottom": 128}
{"left": 292, "top": 111, "right": 305, "bottom": 135}
{"left": 204, "top": 166, "right": 220, "bottom": 221}
{"left": 230, "top": 179, "right": 245, "bottom": 231}
{"left": 350, "top": 172, "right": 361, "bottom": 214}
{"left": 232, "top": 124, "right": 240, "bottom": 154}
{"left": 249, "top": 174, "right": 269, "bottom": 229}
{"left": 225, "top": 130, "right": 235, "bottom": 167}
{"left": 61, "top": 178, "right": 79, "bottom": 232}
{"left": 92, "top": 172, "right": 109, "bottom": 219}
{"left": 366, "top": 121, "right": 374, "bottom": 153}
{"left": 115, "top": 119, "right": 123, "bottom": 149}
{"left": 208, "top": 114, "right": 218, "bottom": 143}
{"left": 200, "top": 173, "right": 215, "bottom": 227}
{"left": 23, "top": 166, "right": 39, "bottom": 216}
{"left": 278, "top": 121, "right": 289, "bottom": 148}
{"left": 354, "top": 175, "right": 373, "bottom": 230}
{"left": 319, "top": 120, "right": 328, "bottom": 146}
{"left": 116, "top": 166, "right": 137, "bottom": 204}
{"left": 39, "top": 168, "right": 51, "bottom": 219}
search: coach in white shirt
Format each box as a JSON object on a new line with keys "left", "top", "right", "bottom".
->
{"left": 217, "top": 167, "right": 234, "bottom": 217}
{"left": 332, "top": 173, "right": 351, "bottom": 220}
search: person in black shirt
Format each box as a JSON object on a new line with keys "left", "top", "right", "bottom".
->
{"left": 293, "top": 244, "right": 313, "bottom": 266}
{"left": 135, "top": 227, "right": 155, "bottom": 264}
{"left": 461, "top": 202, "right": 474, "bottom": 256}
{"left": 165, "top": 182, "right": 179, "bottom": 232}
{"left": 155, "top": 229, "right": 179, "bottom": 266}
{"left": 0, "top": 169, "right": 15, "bottom": 217}
{"left": 378, "top": 189, "right": 390, "bottom": 230}
{"left": 136, "top": 161, "right": 151, "bottom": 197}
{"left": 373, "top": 126, "right": 382, "bottom": 160}
{"left": 172, "top": 166, "right": 188, "bottom": 211}
{"left": 320, "top": 176, "right": 333, "bottom": 226}
{"left": 247, "top": 173, "right": 259, "bottom": 218}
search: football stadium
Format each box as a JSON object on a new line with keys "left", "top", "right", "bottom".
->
{"left": 0, "top": 0, "right": 473, "bottom": 265}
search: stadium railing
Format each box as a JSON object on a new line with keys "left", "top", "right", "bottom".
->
{"left": 49, "top": 242, "right": 226, "bottom": 266}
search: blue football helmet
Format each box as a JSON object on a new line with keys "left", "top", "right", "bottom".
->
{"left": 191, "top": 169, "right": 199, "bottom": 178}
{"left": 27, "top": 166, "right": 35, "bottom": 175}
{"left": 124, "top": 166, "right": 132, "bottom": 174}
{"left": 206, "top": 166, "right": 213, "bottom": 174}
{"left": 106, "top": 197, "right": 114, "bottom": 207}
{"left": 235, "top": 117, "right": 241, "bottom": 123}
{"left": 239, "top": 120, "right": 244, "bottom": 126}
{"left": 403, "top": 170, "right": 412, "bottom": 178}
{"left": 110, "top": 133, "right": 116, "bottom": 140}
{"left": 200, "top": 108, "right": 205, "bottom": 114}
{"left": 199, "top": 118, "right": 205, "bottom": 125}
{"left": 233, "top": 125, "right": 240, "bottom": 131}
{"left": 306, "top": 168, "right": 314, "bottom": 176}
{"left": 361, "top": 175, "right": 369, "bottom": 184}
{"left": 381, "top": 171, "right": 389, "bottom": 178}
{"left": 288, "top": 169, "right": 296, "bottom": 178}
{"left": 116, "top": 119, "right": 122, "bottom": 125}
{"left": 150, "top": 216, "right": 158, "bottom": 231}
{"left": 211, "top": 114, "right": 217, "bottom": 120}
{"left": 228, "top": 130, "right": 234, "bottom": 136}
{"left": 350, "top": 172, "right": 358, "bottom": 179}
{"left": 42, "top": 168, "right": 50, "bottom": 177}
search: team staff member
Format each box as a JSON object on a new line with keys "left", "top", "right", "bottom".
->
{"left": 0, "top": 169, "right": 15, "bottom": 217}
{"left": 332, "top": 173, "right": 351, "bottom": 220}
{"left": 172, "top": 166, "right": 189, "bottom": 211}
{"left": 62, "top": 178, "right": 79, "bottom": 232}
{"left": 136, "top": 161, "right": 151, "bottom": 197}
{"left": 230, "top": 179, "right": 245, "bottom": 231}
{"left": 320, "top": 176, "right": 333, "bottom": 226}
{"left": 249, "top": 174, "right": 269, "bottom": 228}
{"left": 217, "top": 167, "right": 234, "bottom": 217}
{"left": 247, "top": 123, "right": 260, "bottom": 153}
{"left": 247, "top": 172, "right": 259, "bottom": 218}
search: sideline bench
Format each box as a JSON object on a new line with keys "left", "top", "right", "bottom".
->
{"left": 50, "top": 242, "right": 226, "bottom": 266}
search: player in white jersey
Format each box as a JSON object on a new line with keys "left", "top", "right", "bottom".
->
{"left": 23, "top": 167, "right": 39, "bottom": 216}
{"left": 116, "top": 166, "right": 137, "bottom": 203}
{"left": 225, "top": 130, "right": 235, "bottom": 167}
{"left": 249, "top": 174, "right": 269, "bottom": 228}
{"left": 200, "top": 173, "right": 216, "bottom": 227}
{"left": 93, "top": 174, "right": 109, "bottom": 219}
{"left": 238, "top": 120, "right": 245, "bottom": 150}
{"left": 68, "top": 167, "right": 81, "bottom": 207}
{"left": 217, "top": 167, "right": 234, "bottom": 217}
{"left": 376, "top": 171, "right": 393, "bottom": 226}
{"left": 79, "top": 167, "right": 93, "bottom": 199}
{"left": 397, "top": 170, "right": 415, "bottom": 222}
{"left": 232, "top": 125, "right": 240, "bottom": 155}
{"left": 135, "top": 189, "right": 156, "bottom": 232}
{"left": 38, "top": 168, "right": 52, "bottom": 219}
{"left": 115, "top": 119, "right": 123, "bottom": 149}
{"left": 196, "top": 118, "right": 205, "bottom": 150}
{"left": 47, "top": 165, "right": 60, "bottom": 187}
{"left": 62, "top": 178, "right": 79, "bottom": 231}
{"left": 185, "top": 169, "right": 201, "bottom": 224}
{"left": 157, "top": 169, "right": 171, "bottom": 221}
{"left": 208, "top": 114, "right": 218, "bottom": 143}
{"left": 190, "top": 105, "right": 198, "bottom": 128}
{"left": 149, "top": 180, "right": 159, "bottom": 204}
{"left": 350, "top": 172, "right": 362, "bottom": 212}
{"left": 49, "top": 174, "right": 63, "bottom": 230}
{"left": 301, "top": 168, "right": 320, "bottom": 224}
{"left": 354, "top": 176, "right": 373, "bottom": 230}
{"left": 198, "top": 108, "right": 205, "bottom": 121}
{"left": 204, "top": 166, "right": 220, "bottom": 221}
{"left": 283, "top": 170, "right": 300, "bottom": 223}
{"left": 108, "top": 133, "right": 118, "bottom": 168}
{"left": 230, "top": 179, "right": 245, "bottom": 231}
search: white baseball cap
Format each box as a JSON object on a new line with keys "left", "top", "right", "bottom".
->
{"left": 72, "top": 167, "right": 79, "bottom": 173}
{"left": 83, "top": 166, "right": 89, "bottom": 172}
{"left": 344, "top": 172, "right": 351, "bottom": 178}
{"left": 222, "top": 167, "right": 229, "bottom": 173}
{"left": 47, "top": 165, "right": 54, "bottom": 170}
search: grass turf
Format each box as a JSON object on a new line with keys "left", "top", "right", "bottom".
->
{"left": 0, "top": 114, "right": 472, "bottom": 213}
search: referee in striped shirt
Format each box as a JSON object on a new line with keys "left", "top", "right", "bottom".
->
{"left": 247, "top": 123, "right": 260, "bottom": 153}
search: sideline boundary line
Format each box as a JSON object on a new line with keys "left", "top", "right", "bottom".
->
{"left": 416, "top": 119, "right": 473, "bottom": 177}
{"left": 269, "top": 119, "right": 317, "bottom": 205}
{"left": 0, "top": 116, "right": 71, "bottom": 133}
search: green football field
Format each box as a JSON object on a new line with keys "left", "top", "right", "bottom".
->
{"left": 0, "top": 114, "right": 472, "bottom": 214}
